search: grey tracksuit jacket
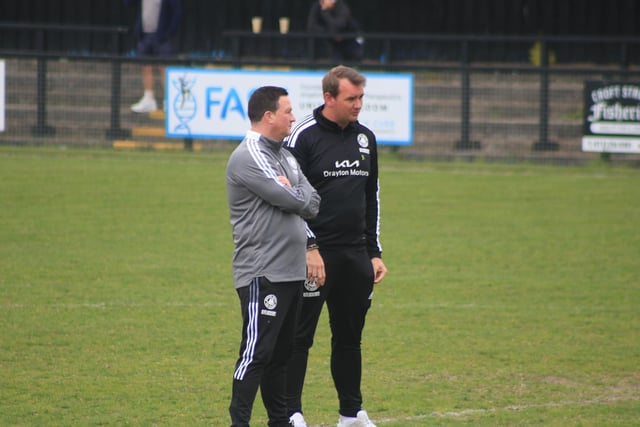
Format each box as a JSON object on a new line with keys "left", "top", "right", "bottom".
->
{"left": 226, "top": 131, "right": 321, "bottom": 289}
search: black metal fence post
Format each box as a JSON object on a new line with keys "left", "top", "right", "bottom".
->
{"left": 31, "top": 29, "right": 54, "bottom": 137}
{"left": 105, "top": 31, "right": 130, "bottom": 139}
{"left": 532, "top": 38, "right": 558, "bottom": 151}
{"left": 455, "top": 39, "right": 480, "bottom": 150}
{"left": 307, "top": 34, "right": 315, "bottom": 61}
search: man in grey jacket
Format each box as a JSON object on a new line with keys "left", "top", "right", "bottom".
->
{"left": 226, "top": 86, "right": 321, "bottom": 427}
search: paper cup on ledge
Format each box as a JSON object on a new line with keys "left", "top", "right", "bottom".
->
{"left": 279, "top": 17, "right": 290, "bottom": 34}
{"left": 251, "top": 16, "right": 262, "bottom": 33}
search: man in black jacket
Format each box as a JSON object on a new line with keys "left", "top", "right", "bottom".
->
{"left": 285, "top": 65, "right": 388, "bottom": 427}
{"left": 307, "top": 0, "right": 363, "bottom": 62}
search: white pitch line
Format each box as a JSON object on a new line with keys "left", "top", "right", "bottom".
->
{"left": 307, "top": 395, "right": 639, "bottom": 426}
{"left": 0, "top": 301, "right": 227, "bottom": 309}
{"left": 3, "top": 302, "right": 632, "bottom": 314}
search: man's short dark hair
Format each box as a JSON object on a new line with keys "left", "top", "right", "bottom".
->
{"left": 248, "top": 86, "right": 289, "bottom": 123}
{"left": 322, "top": 65, "right": 366, "bottom": 97}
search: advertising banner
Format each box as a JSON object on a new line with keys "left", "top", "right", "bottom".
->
{"left": 582, "top": 81, "right": 640, "bottom": 153}
{"left": 165, "top": 68, "right": 413, "bottom": 145}
{"left": 0, "top": 60, "right": 5, "bottom": 132}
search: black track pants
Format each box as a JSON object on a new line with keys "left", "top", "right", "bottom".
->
{"left": 285, "top": 246, "right": 374, "bottom": 417}
{"left": 229, "top": 277, "right": 303, "bottom": 427}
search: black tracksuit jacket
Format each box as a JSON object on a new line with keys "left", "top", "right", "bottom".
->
{"left": 285, "top": 105, "right": 382, "bottom": 259}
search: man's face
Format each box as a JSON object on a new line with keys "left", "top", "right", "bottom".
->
{"left": 271, "top": 95, "right": 296, "bottom": 140}
{"left": 320, "top": 0, "right": 336, "bottom": 10}
{"left": 326, "top": 78, "right": 364, "bottom": 127}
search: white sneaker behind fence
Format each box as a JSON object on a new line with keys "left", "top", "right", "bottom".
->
{"left": 131, "top": 96, "right": 157, "bottom": 113}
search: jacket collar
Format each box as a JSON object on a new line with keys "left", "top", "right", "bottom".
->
{"left": 246, "top": 130, "right": 283, "bottom": 151}
{"left": 313, "top": 105, "right": 359, "bottom": 133}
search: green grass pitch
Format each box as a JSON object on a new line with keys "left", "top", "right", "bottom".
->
{"left": 1, "top": 146, "right": 638, "bottom": 426}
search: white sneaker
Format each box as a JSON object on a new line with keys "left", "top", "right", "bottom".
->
{"left": 131, "top": 96, "right": 158, "bottom": 113}
{"left": 290, "top": 412, "right": 308, "bottom": 427}
{"left": 356, "top": 410, "right": 376, "bottom": 427}
{"left": 337, "top": 410, "right": 377, "bottom": 427}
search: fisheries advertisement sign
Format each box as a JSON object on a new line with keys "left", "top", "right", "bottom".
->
{"left": 582, "top": 81, "right": 640, "bottom": 153}
{"left": 165, "top": 68, "right": 413, "bottom": 145}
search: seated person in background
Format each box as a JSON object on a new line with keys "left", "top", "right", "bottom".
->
{"left": 307, "top": 0, "right": 363, "bottom": 62}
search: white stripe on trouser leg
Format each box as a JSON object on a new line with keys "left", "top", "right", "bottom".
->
{"left": 234, "top": 278, "right": 260, "bottom": 380}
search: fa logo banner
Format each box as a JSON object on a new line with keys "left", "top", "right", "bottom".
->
{"left": 165, "top": 67, "right": 413, "bottom": 145}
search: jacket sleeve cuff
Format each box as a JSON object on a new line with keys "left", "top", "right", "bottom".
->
{"left": 306, "top": 237, "right": 318, "bottom": 250}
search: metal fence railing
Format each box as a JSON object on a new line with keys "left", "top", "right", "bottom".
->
{"left": 1, "top": 26, "right": 640, "bottom": 165}
{"left": 221, "top": 31, "right": 640, "bottom": 67}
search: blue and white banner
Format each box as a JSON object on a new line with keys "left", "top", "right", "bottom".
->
{"left": 0, "top": 60, "right": 5, "bottom": 132}
{"left": 165, "top": 68, "right": 413, "bottom": 145}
